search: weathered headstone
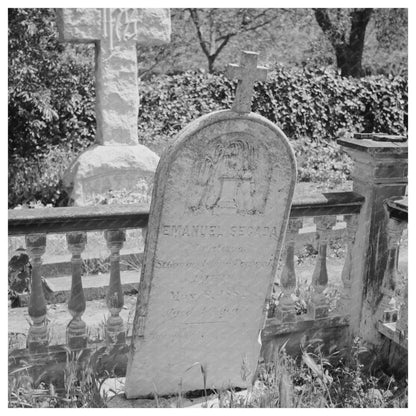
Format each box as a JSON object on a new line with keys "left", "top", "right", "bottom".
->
{"left": 56, "top": 8, "right": 171, "bottom": 205}
{"left": 125, "top": 51, "right": 296, "bottom": 398}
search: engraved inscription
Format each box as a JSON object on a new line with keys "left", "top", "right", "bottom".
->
{"left": 102, "top": 8, "right": 142, "bottom": 50}
{"left": 154, "top": 259, "right": 272, "bottom": 268}
{"left": 162, "top": 224, "right": 279, "bottom": 238}
{"left": 165, "top": 277, "right": 251, "bottom": 324}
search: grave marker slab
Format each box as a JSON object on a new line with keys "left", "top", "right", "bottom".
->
{"left": 125, "top": 51, "right": 296, "bottom": 398}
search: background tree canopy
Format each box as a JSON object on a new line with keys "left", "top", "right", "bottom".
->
{"left": 8, "top": 8, "right": 408, "bottom": 208}
{"left": 138, "top": 8, "right": 407, "bottom": 76}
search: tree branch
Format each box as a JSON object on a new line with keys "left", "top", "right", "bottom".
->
{"left": 211, "top": 34, "right": 232, "bottom": 61}
{"left": 240, "top": 9, "right": 277, "bottom": 33}
{"left": 188, "top": 8, "right": 210, "bottom": 59}
{"left": 243, "top": 16, "right": 278, "bottom": 33}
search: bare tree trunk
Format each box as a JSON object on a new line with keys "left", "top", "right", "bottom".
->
{"left": 344, "top": 9, "right": 372, "bottom": 77}
{"left": 207, "top": 56, "right": 215, "bottom": 73}
{"left": 314, "top": 8, "right": 373, "bottom": 78}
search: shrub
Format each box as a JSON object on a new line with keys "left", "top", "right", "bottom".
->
{"left": 138, "top": 67, "right": 407, "bottom": 147}
{"left": 8, "top": 144, "right": 82, "bottom": 208}
{"left": 8, "top": 9, "right": 95, "bottom": 159}
{"left": 291, "top": 136, "right": 353, "bottom": 185}
{"left": 137, "top": 68, "right": 405, "bottom": 187}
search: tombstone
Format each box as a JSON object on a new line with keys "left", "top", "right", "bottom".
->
{"left": 56, "top": 8, "right": 171, "bottom": 205}
{"left": 125, "top": 51, "right": 297, "bottom": 398}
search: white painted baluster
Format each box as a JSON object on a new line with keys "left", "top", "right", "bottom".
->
{"left": 66, "top": 232, "right": 88, "bottom": 349}
{"left": 105, "top": 229, "right": 126, "bottom": 346}
{"left": 276, "top": 218, "right": 303, "bottom": 322}
{"left": 308, "top": 215, "right": 336, "bottom": 319}
{"left": 26, "top": 234, "right": 48, "bottom": 352}
{"left": 337, "top": 214, "right": 359, "bottom": 315}
{"left": 379, "top": 217, "right": 405, "bottom": 324}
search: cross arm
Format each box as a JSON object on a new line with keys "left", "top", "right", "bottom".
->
{"left": 227, "top": 53, "right": 268, "bottom": 83}
{"left": 226, "top": 50, "right": 269, "bottom": 114}
{"left": 56, "top": 8, "right": 171, "bottom": 45}
{"left": 253, "top": 66, "right": 268, "bottom": 82}
{"left": 133, "top": 9, "right": 171, "bottom": 46}
{"left": 227, "top": 63, "right": 241, "bottom": 80}
{"left": 55, "top": 8, "right": 102, "bottom": 42}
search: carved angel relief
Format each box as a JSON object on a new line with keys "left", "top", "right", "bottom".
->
{"left": 187, "top": 135, "right": 271, "bottom": 215}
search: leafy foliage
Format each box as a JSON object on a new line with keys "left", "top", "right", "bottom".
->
{"left": 363, "top": 9, "right": 408, "bottom": 76}
{"left": 291, "top": 137, "right": 353, "bottom": 186}
{"left": 138, "top": 67, "right": 407, "bottom": 144}
{"left": 8, "top": 66, "right": 407, "bottom": 208}
{"left": 8, "top": 8, "right": 95, "bottom": 159}
{"left": 8, "top": 248, "right": 31, "bottom": 307}
{"left": 8, "top": 144, "right": 80, "bottom": 208}
{"left": 137, "top": 67, "right": 406, "bottom": 187}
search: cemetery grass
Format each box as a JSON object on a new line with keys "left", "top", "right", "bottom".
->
{"left": 8, "top": 337, "right": 407, "bottom": 408}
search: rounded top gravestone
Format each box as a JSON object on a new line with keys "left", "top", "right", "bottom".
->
{"left": 125, "top": 51, "right": 297, "bottom": 398}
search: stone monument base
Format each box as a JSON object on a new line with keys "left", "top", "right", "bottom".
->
{"left": 64, "top": 144, "right": 159, "bottom": 206}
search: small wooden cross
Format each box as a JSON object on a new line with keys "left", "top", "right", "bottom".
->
{"left": 226, "top": 51, "right": 268, "bottom": 114}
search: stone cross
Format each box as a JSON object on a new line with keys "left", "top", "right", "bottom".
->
{"left": 226, "top": 51, "right": 268, "bottom": 114}
{"left": 56, "top": 8, "right": 170, "bottom": 145}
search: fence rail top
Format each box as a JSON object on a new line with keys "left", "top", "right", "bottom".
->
{"left": 8, "top": 191, "right": 364, "bottom": 236}
{"left": 8, "top": 204, "right": 150, "bottom": 235}
{"left": 290, "top": 191, "right": 364, "bottom": 218}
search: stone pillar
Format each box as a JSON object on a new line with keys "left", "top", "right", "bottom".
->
{"left": 338, "top": 133, "right": 407, "bottom": 345}
{"left": 26, "top": 234, "right": 48, "bottom": 352}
